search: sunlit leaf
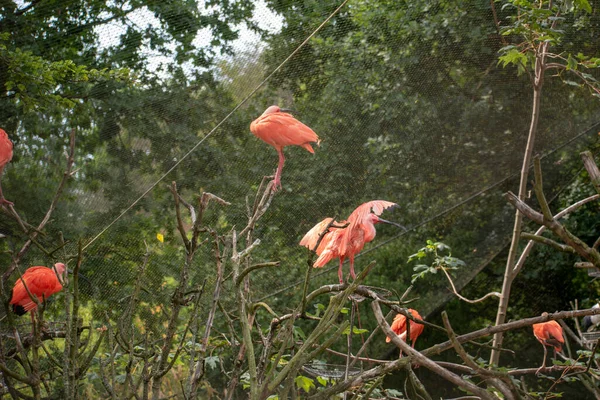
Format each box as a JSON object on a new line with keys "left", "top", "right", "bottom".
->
{"left": 294, "top": 375, "right": 315, "bottom": 393}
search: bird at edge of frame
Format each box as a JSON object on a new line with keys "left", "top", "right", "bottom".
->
{"left": 8, "top": 263, "right": 68, "bottom": 326}
{"left": 532, "top": 320, "right": 565, "bottom": 375}
{"left": 300, "top": 200, "right": 407, "bottom": 284}
{"left": 0, "top": 128, "right": 14, "bottom": 206}
{"left": 582, "top": 303, "right": 600, "bottom": 332}
{"left": 250, "top": 105, "right": 320, "bottom": 191}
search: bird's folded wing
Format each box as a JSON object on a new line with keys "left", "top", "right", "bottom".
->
{"left": 300, "top": 217, "right": 337, "bottom": 253}
{"left": 254, "top": 114, "right": 320, "bottom": 148}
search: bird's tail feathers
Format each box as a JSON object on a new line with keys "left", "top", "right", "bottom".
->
{"left": 583, "top": 315, "right": 593, "bottom": 331}
{"left": 300, "top": 143, "right": 315, "bottom": 154}
{"left": 546, "top": 338, "right": 563, "bottom": 353}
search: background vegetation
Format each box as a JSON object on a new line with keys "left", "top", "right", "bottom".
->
{"left": 2, "top": 0, "right": 600, "bottom": 398}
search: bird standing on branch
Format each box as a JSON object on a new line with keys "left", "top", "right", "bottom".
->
{"left": 0, "top": 128, "right": 13, "bottom": 206}
{"left": 582, "top": 303, "right": 600, "bottom": 331}
{"left": 250, "top": 105, "right": 320, "bottom": 191}
{"left": 532, "top": 320, "right": 564, "bottom": 374}
{"left": 300, "top": 200, "right": 405, "bottom": 283}
{"left": 386, "top": 309, "right": 425, "bottom": 356}
{"left": 10, "top": 263, "right": 67, "bottom": 320}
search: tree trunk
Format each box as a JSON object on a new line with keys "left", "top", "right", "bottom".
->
{"left": 489, "top": 48, "right": 546, "bottom": 366}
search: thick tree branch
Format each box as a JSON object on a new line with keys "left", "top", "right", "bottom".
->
{"left": 581, "top": 151, "right": 600, "bottom": 195}
{"left": 505, "top": 191, "right": 600, "bottom": 267}
{"left": 520, "top": 232, "right": 576, "bottom": 254}
{"left": 514, "top": 194, "right": 600, "bottom": 274}
{"left": 376, "top": 301, "right": 493, "bottom": 399}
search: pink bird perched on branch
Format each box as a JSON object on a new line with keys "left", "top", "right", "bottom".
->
{"left": 532, "top": 320, "right": 564, "bottom": 374}
{"left": 300, "top": 200, "right": 406, "bottom": 283}
{"left": 0, "top": 128, "right": 13, "bottom": 206}
{"left": 250, "top": 105, "right": 320, "bottom": 191}
{"left": 10, "top": 263, "right": 67, "bottom": 320}
{"left": 386, "top": 309, "right": 425, "bottom": 356}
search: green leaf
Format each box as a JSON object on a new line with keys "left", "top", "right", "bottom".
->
{"left": 574, "top": 0, "right": 592, "bottom": 13}
{"left": 567, "top": 54, "right": 577, "bottom": 70}
{"left": 343, "top": 326, "right": 369, "bottom": 335}
{"left": 387, "top": 389, "right": 403, "bottom": 397}
{"left": 205, "top": 356, "right": 219, "bottom": 370}
{"left": 295, "top": 375, "right": 315, "bottom": 393}
{"left": 317, "top": 376, "right": 328, "bottom": 386}
{"left": 293, "top": 326, "right": 307, "bottom": 340}
{"left": 498, "top": 48, "right": 528, "bottom": 68}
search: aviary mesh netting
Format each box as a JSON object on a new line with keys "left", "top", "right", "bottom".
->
{"left": 2, "top": 0, "right": 600, "bottom": 398}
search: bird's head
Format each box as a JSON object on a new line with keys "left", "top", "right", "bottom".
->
{"left": 53, "top": 262, "right": 68, "bottom": 285}
{"left": 262, "top": 105, "right": 294, "bottom": 116}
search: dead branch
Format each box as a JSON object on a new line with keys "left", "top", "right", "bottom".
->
{"left": 440, "top": 267, "right": 501, "bottom": 303}
{"left": 505, "top": 191, "right": 600, "bottom": 267}
{"left": 581, "top": 151, "right": 600, "bottom": 194}
{"left": 441, "top": 312, "right": 517, "bottom": 400}
{"left": 520, "top": 232, "right": 576, "bottom": 254}
{"left": 376, "top": 301, "right": 494, "bottom": 400}
{"left": 514, "top": 193, "right": 600, "bottom": 274}
{"left": 169, "top": 182, "right": 191, "bottom": 251}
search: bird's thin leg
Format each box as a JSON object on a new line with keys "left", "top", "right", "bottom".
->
{"left": 273, "top": 149, "right": 285, "bottom": 190}
{"left": 30, "top": 311, "right": 36, "bottom": 336}
{"left": 536, "top": 345, "right": 548, "bottom": 375}
{"left": 338, "top": 259, "right": 344, "bottom": 284}
{"left": 349, "top": 256, "right": 356, "bottom": 281}
{"left": 0, "top": 167, "right": 12, "bottom": 206}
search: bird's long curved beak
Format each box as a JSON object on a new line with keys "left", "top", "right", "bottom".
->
{"left": 377, "top": 218, "right": 408, "bottom": 232}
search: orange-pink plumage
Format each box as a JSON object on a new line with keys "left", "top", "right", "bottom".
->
{"left": 386, "top": 309, "right": 425, "bottom": 356}
{"left": 10, "top": 263, "right": 67, "bottom": 316}
{"left": 532, "top": 320, "right": 564, "bottom": 373}
{"left": 300, "top": 200, "right": 402, "bottom": 283}
{"left": 533, "top": 321, "right": 564, "bottom": 352}
{"left": 0, "top": 128, "right": 13, "bottom": 205}
{"left": 250, "top": 105, "right": 320, "bottom": 190}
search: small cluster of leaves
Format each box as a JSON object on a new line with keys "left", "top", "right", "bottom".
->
{"left": 497, "top": 0, "right": 600, "bottom": 98}
{"left": 0, "top": 33, "right": 132, "bottom": 111}
{"left": 409, "top": 240, "right": 466, "bottom": 283}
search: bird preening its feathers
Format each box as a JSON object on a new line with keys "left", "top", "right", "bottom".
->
{"left": 386, "top": 309, "right": 425, "bottom": 356}
{"left": 250, "top": 105, "right": 320, "bottom": 191}
{"left": 10, "top": 263, "right": 67, "bottom": 316}
{"left": 532, "top": 320, "right": 564, "bottom": 374}
{"left": 300, "top": 200, "right": 405, "bottom": 283}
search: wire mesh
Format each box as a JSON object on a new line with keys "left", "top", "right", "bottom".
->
{"left": 2, "top": 0, "right": 600, "bottom": 397}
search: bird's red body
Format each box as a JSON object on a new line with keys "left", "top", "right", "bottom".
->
{"left": 250, "top": 105, "right": 320, "bottom": 190}
{"left": 533, "top": 321, "right": 564, "bottom": 352}
{"left": 0, "top": 128, "right": 13, "bottom": 205}
{"left": 532, "top": 320, "right": 564, "bottom": 373}
{"left": 10, "top": 263, "right": 67, "bottom": 316}
{"left": 300, "top": 200, "right": 398, "bottom": 283}
{"left": 386, "top": 309, "right": 425, "bottom": 355}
